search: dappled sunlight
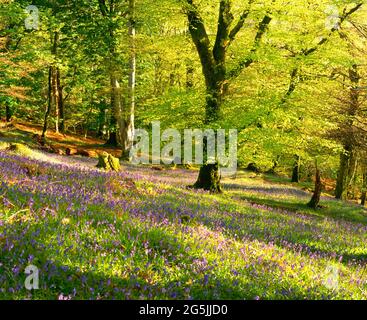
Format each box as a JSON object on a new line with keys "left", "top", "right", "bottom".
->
{"left": 1, "top": 150, "right": 367, "bottom": 299}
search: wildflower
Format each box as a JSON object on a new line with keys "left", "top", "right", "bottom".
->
{"left": 61, "top": 218, "right": 70, "bottom": 225}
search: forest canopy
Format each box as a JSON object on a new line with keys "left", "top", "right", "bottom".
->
{"left": 1, "top": 0, "right": 367, "bottom": 200}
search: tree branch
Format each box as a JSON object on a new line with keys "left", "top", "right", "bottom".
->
{"left": 228, "top": 14, "right": 272, "bottom": 80}
{"left": 228, "top": 0, "right": 254, "bottom": 45}
{"left": 302, "top": 2, "right": 363, "bottom": 56}
{"left": 213, "top": 0, "right": 233, "bottom": 63}
{"left": 185, "top": 0, "right": 215, "bottom": 85}
{"left": 280, "top": 2, "right": 364, "bottom": 104}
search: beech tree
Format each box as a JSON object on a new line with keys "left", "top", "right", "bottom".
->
{"left": 183, "top": 0, "right": 272, "bottom": 191}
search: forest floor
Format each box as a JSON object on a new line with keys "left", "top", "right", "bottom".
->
{"left": 0, "top": 121, "right": 122, "bottom": 157}
{"left": 1, "top": 122, "right": 367, "bottom": 299}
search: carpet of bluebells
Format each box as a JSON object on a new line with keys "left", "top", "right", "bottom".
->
{"left": 1, "top": 148, "right": 367, "bottom": 300}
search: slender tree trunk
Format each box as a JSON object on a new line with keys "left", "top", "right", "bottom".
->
{"left": 97, "top": 106, "right": 108, "bottom": 138}
{"left": 5, "top": 102, "right": 11, "bottom": 122}
{"left": 49, "top": 31, "right": 63, "bottom": 134}
{"left": 41, "top": 67, "right": 52, "bottom": 144}
{"left": 186, "top": 64, "right": 194, "bottom": 89}
{"left": 308, "top": 162, "right": 322, "bottom": 209}
{"left": 361, "top": 172, "right": 367, "bottom": 206}
{"left": 106, "top": 75, "right": 121, "bottom": 147}
{"left": 291, "top": 155, "right": 301, "bottom": 183}
{"left": 56, "top": 68, "right": 64, "bottom": 133}
{"left": 51, "top": 65, "right": 59, "bottom": 133}
{"left": 120, "top": 0, "right": 136, "bottom": 159}
{"left": 335, "top": 149, "right": 351, "bottom": 200}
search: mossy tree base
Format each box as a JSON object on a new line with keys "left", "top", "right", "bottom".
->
{"left": 96, "top": 152, "right": 121, "bottom": 171}
{"left": 193, "top": 162, "right": 222, "bottom": 193}
{"left": 7, "top": 143, "right": 33, "bottom": 157}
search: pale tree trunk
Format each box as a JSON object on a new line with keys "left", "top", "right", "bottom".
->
{"left": 49, "top": 31, "right": 64, "bottom": 134}
{"left": 98, "top": 0, "right": 134, "bottom": 152}
{"left": 109, "top": 74, "right": 122, "bottom": 146}
{"left": 56, "top": 67, "right": 64, "bottom": 133}
{"left": 51, "top": 65, "right": 59, "bottom": 133}
{"left": 41, "top": 67, "right": 52, "bottom": 143}
{"left": 120, "top": 0, "right": 136, "bottom": 159}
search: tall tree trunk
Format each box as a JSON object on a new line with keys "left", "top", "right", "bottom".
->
{"left": 5, "top": 102, "right": 11, "bottom": 122}
{"left": 41, "top": 67, "right": 52, "bottom": 144}
{"left": 185, "top": 0, "right": 271, "bottom": 192}
{"left": 308, "top": 162, "right": 322, "bottom": 209}
{"left": 49, "top": 31, "right": 63, "bottom": 134}
{"left": 361, "top": 172, "right": 367, "bottom": 206}
{"left": 335, "top": 147, "right": 352, "bottom": 200}
{"left": 51, "top": 65, "right": 59, "bottom": 133}
{"left": 120, "top": 0, "right": 136, "bottom": 159}
{"left": 56, "top": 67, "right": 64, "bottom": 133}
{"left": 291, "top": 155, "right": 301, "bottom": 183}
{"left": 335, "top": 65, "right": 360, "bottom": 200}
{"left": 106, "top": 75, "right": 121, "bottom": 147}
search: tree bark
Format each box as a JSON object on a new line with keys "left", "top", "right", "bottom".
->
{"left": 41, "top": 67, "right": 52, "bottom": 144}
{"left": 185, "top": 0, "right": 271, "bottom": 192}
{"left": 335, "top": 65, "right": 360, "bottom": 200}
{"left": 49, "top": 31, "right": 64, "bottom": 134}
{"left": 291, "top": 155, "right": 301, "bottom": 183}
{"left": 186, "top": 64, "right": 194, "bottom": 89}
{"left": 307, "top": 164, "right": 322, "bottom": 209}
{"left": 361, "top": 172, "right": 367, "bottom": 206}
{"left": 120, "top": 0, "right": 136, "bottom": 159}
{"left": 5, "top": 102, "right": 11, "bottom": 122}
{"left": 105, "top": 75, "right": 121, "bottom": 147}
{"left": 335, "top": 148, "right": 352, "bottom": 200}
{"left": 56, "top": 67, "right": 64, "bottom": 133}
{"left": 193, "top": 162, "right": 222, "bottom": 193}
{"left": 99, "top": 0, "right": 134, "bottom": 152}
